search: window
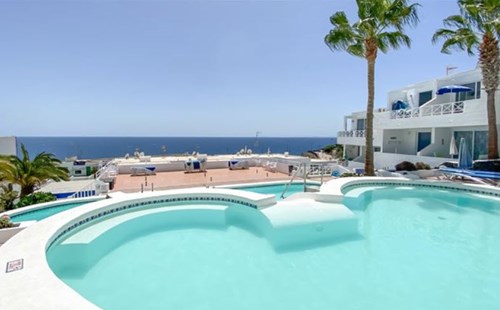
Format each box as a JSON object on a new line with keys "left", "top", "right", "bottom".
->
{"left": 418, "top": 90, "right": 432, "bottom": 106}
{"left": 356, "top": 119, "right": 366, "bottom": 130}
{"left": 456, "top": 82, "right": 481, "bottom": 101}
{"left": 473, "top": 131, "right": 488, "bottom": 160}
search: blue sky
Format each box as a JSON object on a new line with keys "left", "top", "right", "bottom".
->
{"left": 0, "top": 0, "right": 478, "bottom": 137}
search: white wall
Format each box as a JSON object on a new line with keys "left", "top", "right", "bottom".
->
{"left": 374, "top": 152, "right": 449, "bottom": 170}
{"left": 382, "top": 129, "right": 418, "bottom": 155}
{"left": 0, "top": 137, "right": 17, "bottom": 156}
{"left": 387, "top": 80, "right": 436, "bottom": 108}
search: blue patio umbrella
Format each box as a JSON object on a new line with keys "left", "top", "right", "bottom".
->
{"left": 436, "top": 85, "right": 473, "bottom": 95}
{"left": 458, "top": 137, "right": 473, "bottom": 169}
{"left": 437, "top": 85, "right": 473, "bottom": 104}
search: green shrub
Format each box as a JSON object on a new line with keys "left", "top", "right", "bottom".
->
{"left": 16, "top": 192, "right": 56, "bottom": 208}
{"left": 415, "top": 162, "right": 431, "bottom": 170}
{"left": 340, "top": 172, "right": 362, "bottom": 177}
{"left": 0, "top": 184, "right": 18, "bottom": 211}
{"left": 0, "top": 216, "right": 16, "bottom": 229}
{"left": 322, "top": 144, "right": 336, "bottom": 154}
{"left": 395, "top": 161, "right": 417, "bottom": 171}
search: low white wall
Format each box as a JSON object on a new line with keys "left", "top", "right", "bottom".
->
{"left": 374, "top": 152, "right": 450, "bottom": 170}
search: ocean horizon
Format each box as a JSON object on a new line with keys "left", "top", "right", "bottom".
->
{"left": 17, "top": 136, "right": 337, "bottom": 160}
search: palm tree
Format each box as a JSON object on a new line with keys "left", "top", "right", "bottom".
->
{"left": 432, "top": 0, "right": 499, "bottom": 159}
{"left": 0, "top": 144, "right": 69, "bottom": 198}
{"left": 325, "top": 0, "right": 419, "bottom": 175}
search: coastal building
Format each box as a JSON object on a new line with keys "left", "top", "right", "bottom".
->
{"left": 0, "top": 136, "right": 17, "bottom": 156}
{"left": 337, "top": 66, "right": 500, "bottom": 169}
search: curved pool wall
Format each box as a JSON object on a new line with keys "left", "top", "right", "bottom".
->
{"left": 0, "top": 197, "right": 106, "bottom": 244}
{"left": 1, "top": 178, "right": 499, "bottom": 309}
{"left": 47, "top": 202, "right": 276, "bottom": 278}
{"left": 1, "top": 196, "right": 106, "bottom": 222}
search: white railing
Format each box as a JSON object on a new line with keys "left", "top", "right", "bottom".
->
{"left": 69, "top": 182, "right": 97, "bottom": 198}
{"left": 337, "top": 130, "right": 366, "bottom": 138}
{"left": 390, "top": 101, "right": 464, "bottom": 119}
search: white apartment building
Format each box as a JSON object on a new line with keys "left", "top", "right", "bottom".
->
{"left": 337, "top": 66, "right": 500, "bottom": 169}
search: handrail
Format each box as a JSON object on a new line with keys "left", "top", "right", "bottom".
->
{"left": 418, "top": 97, "right": 437, "bottom": 109}
{"left": 280, "top": 162, "right": 304, "bottom": 199}
{"left": 280, "top": 163, "right": 336, "bottom": 199}
{"left": 390, "top": 101, "right": 464, "bottom": 119}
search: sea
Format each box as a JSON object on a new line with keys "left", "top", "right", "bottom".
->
{"left": 17, "top": 137, "right": 336, "bottom": 160}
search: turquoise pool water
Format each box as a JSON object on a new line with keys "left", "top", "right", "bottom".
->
{"left": 11, "top": 184, "right": 297, "bottom": 223}
{"left": 47, "top": 186, "right": 500, "bottom": 310}
{"left": 11, "top": 201, "right": 92, "bottom": 222}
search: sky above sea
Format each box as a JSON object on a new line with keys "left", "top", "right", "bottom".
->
{"left": 0, "top": 0, "right": 477, "bottom": 137}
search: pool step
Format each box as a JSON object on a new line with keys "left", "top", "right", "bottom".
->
{"left": 261, "top": 199, "right": 359, "bottom": 250}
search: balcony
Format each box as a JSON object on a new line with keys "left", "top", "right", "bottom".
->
{"left": 337, "top": 130, "right": 366, "bottom": 138}
{"left": 375, "top": 99, "right": 486, "bottom": 129}
{"left": 389, "top": 101, "right": 464, "bottom": 119}
{"left": 337, "top": 130, "right": 366, "bottom": 146}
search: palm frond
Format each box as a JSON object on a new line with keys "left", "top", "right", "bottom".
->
{"left": 329, "top": 11, "right": 350, "bottom": 28}
{"left": 385, "top": 0, "right": 420, "bottom": 30}
{"left": 378, "top": 32, "right": 411, "bottom": 53}
{"left": 443, "top": 15, "right": 469, "bottom": 29}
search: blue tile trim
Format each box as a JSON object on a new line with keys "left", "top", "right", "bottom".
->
{"left": 47, "top": 196, "right": 257, "bottom": 249}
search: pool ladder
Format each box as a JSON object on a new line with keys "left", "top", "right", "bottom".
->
{"left": 280, "top": 163, "right": 328, "bottom": 199}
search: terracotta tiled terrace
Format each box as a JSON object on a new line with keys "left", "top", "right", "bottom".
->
{"left": 112, "top": 167, "right": 294, "bottom": 193}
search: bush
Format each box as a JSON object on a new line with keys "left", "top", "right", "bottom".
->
{"left": 340, "top": 172, "right": 362, "bottom": 177}
{"left": 415, "top": 162, "right": 431, "bottom": 170}
{"left": 395, "top": 161, "right": 417, "bottom": 171}
{"left": 322, "top": 144, "right": 336, "bottom": 154}
{"left": 0, "top": 216, "right": 16, "bottom": 229}
{"left": 0, "top": 184, "right": 18, "bottom": 211}
{"left": 16, "top": 192, "right": 56, "bottom": 208}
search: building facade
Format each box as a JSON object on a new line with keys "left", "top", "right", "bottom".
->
{"left": 337, "top": 67, "right": 500, "bottom": 169}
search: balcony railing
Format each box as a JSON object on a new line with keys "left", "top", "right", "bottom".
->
{"left": 337, "top": 130, "right": 366, "bottom": 138}
{"left": 390, "top": 101, "right": 464, "bottom": 119}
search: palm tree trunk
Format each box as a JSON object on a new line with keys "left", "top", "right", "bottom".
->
{"left": 479, "top": 33, "right": 499, "bottom": 159}
{"left": 365, "top": 56, "right": 375, "bottom": 176}
{"left": 486, "top": 90, "right": 499, "bottom": 159}
{"left": 20, "top": 185, "right": 34, "bottom": 199}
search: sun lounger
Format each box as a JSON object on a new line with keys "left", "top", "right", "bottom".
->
{"left": 228, "top": 160, "right": 250, "bottom": 170}
{"left": 184, "top": 159, "right": 207, "bottom": 173}
{"left": 131, "top": 167, "right": 156, "bottom": 176}
{"left": 438, "top": 167, "right": 500, "bottom": 186}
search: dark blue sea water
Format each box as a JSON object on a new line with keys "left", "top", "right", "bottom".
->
{"left": 17, "top": 137, "right": 336, "bottom": 160}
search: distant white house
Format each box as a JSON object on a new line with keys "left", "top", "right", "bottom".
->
{"left": 337, "top": 66, "right": 500, "bottom": 169}
{"left": 0, "top": 136, "right": 17, "bottom": 156}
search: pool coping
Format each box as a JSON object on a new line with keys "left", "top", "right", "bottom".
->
{"left": 1, "top": 178, "right": 499, "bottom": 309}
{"left": 0, "top": 187, "right": 276, "bottom": 310}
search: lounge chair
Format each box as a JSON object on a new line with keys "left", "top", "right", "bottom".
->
{"left": 438, "top": 167, "right": 500, "bottom": 186}
{"left": 228, "top": 160, "right": 249, "bottom": 170}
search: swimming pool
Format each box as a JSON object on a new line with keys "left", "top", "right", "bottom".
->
{"left": 4, "top": 196, "right": 104, "bottom": 223}
{"left": 10, "top": 202, "right": 91, "bottom": 222}
{"left": 5, "top": 183, "right": 300, "bottom": 223}
{"left": 42, "top": 182, "right": 500, "bottom": 310}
